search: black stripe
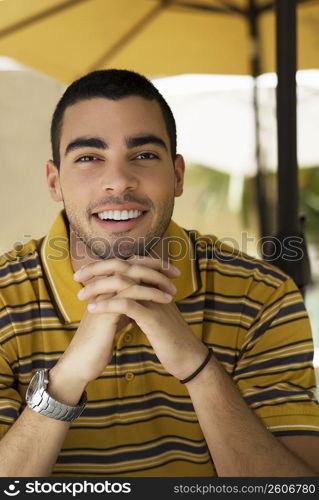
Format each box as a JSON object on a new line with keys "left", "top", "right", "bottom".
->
{"left": 111, "top": 350, "right": 160, "bottom": 365}
{"left": 57, "top": 440, "right": 209, "bottom": 464}
{"left": 205, "top": 268, "right": 277, "bottom": 289}
{"left": 245, "top": 387, "right": 316, "bottom": 405}
{"left": 197, "top": 248, "right": 286, "bottom": 281}
{"left": 243, "top": 338, "right": 313, "bottom": 361}
{"left": 202, "top": 318, "right": 249, "bottom": 330}
{"left": 82, "top": 396, "right": 194, "bottom": 418}
{"left": 87, "top": 389, "right": 191, "bottom": 405}
{"left": 0, "top": 307, "right": 58, "bottom": 331}
{"left": 0, "top": 407, "right": 19, "bottom": 418}
{"left": 0, "top": 372, "right": 14, "bottom": 380}
{"left": 252, "top": 381, "right": 317, "bottom": 392}
{"left": 14, "top": 359, "right": 58, "bottom": 374}
{"left": 0, "top": 299, "right": 52, "bottom": 314}
{"left": 272, "top": 430, "right": 319, "bottom": 437}
{"left": 0, "top": 256, "right": 40, "bottom": 278}
{"left": 14, "top": 350, "right": 64, "bottom": 362}
{"left": 0, "top": 276, "right": 43, "bottom": 290}
{"left": 0, "top": 397, "right": 21, "bottom": 404}
{"left": 234, "top": 365, "right": 314, "bottom": 382}
{"left": 212, "top": 351, "right": 236, "bottom": 365}
{"left": 177, "top": 298, "right": 259, "bottom": 319}
{"left": 114, "top": 349, "right": 236, "bottom": 367}
{"left": 234, "top": 352, "right": 313, "bottom": 377}
{"left": 1, "top": 326, "right": 76, "bottom": 346}
{"left": 63, "top": 434, "right": 206, "bottom": 453}
{"left": 72, "top": 413, "right": 198, "bottom": 430}
{"left": 248, "top": 399, "right": 318, "bottom": 410}
{"left": 191, "top": 290, "right": 264, "bottom": 307}
{"left": 52, "top": 455, "right": 212, "bottom": 476}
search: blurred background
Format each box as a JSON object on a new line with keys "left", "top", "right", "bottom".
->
{"left": 0, "top": 0, "right": 318, "bottom": 385}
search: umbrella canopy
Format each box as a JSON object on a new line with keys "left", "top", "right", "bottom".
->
{"left": 0, "top": 0, "right": 318, "bottom": 82}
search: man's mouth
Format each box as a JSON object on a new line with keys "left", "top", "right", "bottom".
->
{"left": 96, "top": 209, "right": 144, "bottom": 221}
{"left": 92, "top": 209, "right": 148, "bottom": 230}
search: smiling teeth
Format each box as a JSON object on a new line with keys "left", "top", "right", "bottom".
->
{"left": 97, "top": 209, "right": 143, "bottom": 221}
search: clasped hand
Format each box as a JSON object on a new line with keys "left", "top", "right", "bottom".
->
{"left": 74, "top": 256, "right": 207, "bottom": 381}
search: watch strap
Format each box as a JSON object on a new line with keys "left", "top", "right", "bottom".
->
{"left": 27, "top": 369, "right": 87, "bottom": 422}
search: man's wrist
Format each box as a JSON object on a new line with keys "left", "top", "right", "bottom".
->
{"left": 48, "top": 364, "right": 87, "bottom": 406}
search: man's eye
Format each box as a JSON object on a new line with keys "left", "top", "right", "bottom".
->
{"left": 75, "top": 155, "right": 99, "bottom": 163}
{"left": 135, "top": 152, "right": 158, "bottom": 160}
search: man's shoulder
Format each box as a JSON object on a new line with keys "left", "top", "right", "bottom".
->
{"left": 0, "top": 238, "right": 44, "bottom": 298}
{"left": 185, "top": 227, "right": 290, "bottom": 289}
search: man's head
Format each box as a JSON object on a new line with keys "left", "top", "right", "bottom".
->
{"left": 50, "top": 69, "right": 177, "bottom": 168}
{"left": 47, "top": 69, "right": 184, "bottom": 261}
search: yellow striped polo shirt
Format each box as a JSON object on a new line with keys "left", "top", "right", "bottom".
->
{"left": 0, "top": 210, "right": 319, "bottom": 477}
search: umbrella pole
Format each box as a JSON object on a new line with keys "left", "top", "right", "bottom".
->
{"left": 276, "top": 0, "right": 298, "bottom": 234}
{"left": 248, "top": 0, "right": 271, "bottom": 249}
{"left": 273, "top": 0, "right": 311, "bottom": 291}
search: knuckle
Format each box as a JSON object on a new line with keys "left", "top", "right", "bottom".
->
{"left": 122, "top": 298, "right": 133, "bottom": 308}
{"left": 129, "top": 263, "right": 140, "bottom": 274}
{"left": 114, "top": 259, "right": 129, "bottom": 272}
{"left": 113, "top": 275, "right": 127, "bottom": 288}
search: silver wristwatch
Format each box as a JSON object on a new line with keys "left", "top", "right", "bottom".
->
{"left": 26, "top": 369, "right": 87, "bottom": 422}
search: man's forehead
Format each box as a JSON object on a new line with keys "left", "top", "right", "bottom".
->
{"left": 63, "top": 95, "right": 163, "bottom": 119}
{"left": 60, "top": 96, "right": 168, "bottom": 141}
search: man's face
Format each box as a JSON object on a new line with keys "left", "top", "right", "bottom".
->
{"left": 47, "top": 96, "right": 184, "bottom": 259}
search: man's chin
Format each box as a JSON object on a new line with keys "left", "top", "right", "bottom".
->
{"left": 87, "top": 241, "right": 146, "bottom": 260}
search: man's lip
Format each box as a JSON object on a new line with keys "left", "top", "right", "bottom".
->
{"left": 92, "top": 205, "right": 149, "bottom": 214}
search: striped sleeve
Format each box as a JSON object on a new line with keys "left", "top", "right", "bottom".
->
{"left": 0, "top": 294, "right": 23, "bottom": 437}
{"left": 233, "top": 277, "right": 319, "bottom": 437}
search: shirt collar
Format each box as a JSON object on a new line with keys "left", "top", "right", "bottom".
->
{"left": 40, "top": 210, "right": 199, "bottom": 324}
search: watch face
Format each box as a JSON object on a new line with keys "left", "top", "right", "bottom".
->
{"left": 26, "top": 371, "right": 42, "bottom": 403}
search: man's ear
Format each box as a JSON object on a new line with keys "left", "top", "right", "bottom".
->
{"left": 174, "top": 154, "right": 185, "bottom": 197}
{"left": 46, "top": 160, "right": 62, "bottom": 202}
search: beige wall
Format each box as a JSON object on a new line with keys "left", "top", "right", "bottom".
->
{"left": 0, "top": 70, "right": 65, "bottom": 254}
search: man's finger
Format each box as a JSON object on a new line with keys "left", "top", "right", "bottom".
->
{"left": 74, "top": 257, "right": 180, "bottom": 283}
{"left": 87, "top": 286, "right": 173, "bottom": 312}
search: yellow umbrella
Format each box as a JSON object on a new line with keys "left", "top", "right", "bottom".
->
{"left": 0, "top": 0, "right": 318, "bottom": 83}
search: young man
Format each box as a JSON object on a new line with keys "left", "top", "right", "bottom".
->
{"left": 0, "top": 70, "right": 318, "bottom": 477}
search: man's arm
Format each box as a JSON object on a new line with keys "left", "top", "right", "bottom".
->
{"left": 185, "top": 354, "right": 319, "bottom": 476}
{"left": 0, "top": 369, "right": 83, "bottom": 477}
{"left": 0, "top": 310, "right": 110, "bottom": 477}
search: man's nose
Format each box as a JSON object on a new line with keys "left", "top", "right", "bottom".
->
{"left": 100, "top": 161, "right": 138, "bottom": 193}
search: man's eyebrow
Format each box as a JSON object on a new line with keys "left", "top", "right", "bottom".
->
{"left": 126, "top": 135, "right": 168, "bottom": 151}
{"left": 64, "top": 137, "right": 107, "bottom": 156}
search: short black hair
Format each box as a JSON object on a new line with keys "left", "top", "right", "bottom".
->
{"left": 50, "top": 69, "right": 177, "bottom": 168}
